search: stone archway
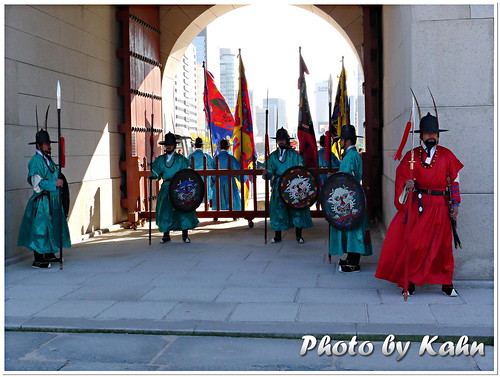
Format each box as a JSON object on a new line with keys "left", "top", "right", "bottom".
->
{"left": 159, "top": 4, "right": 364, "bottom": 131}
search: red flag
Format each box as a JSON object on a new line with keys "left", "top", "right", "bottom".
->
{"left": 297, "top": 49, "right": 318, "bottom": 168}
{"left": 203, "top": 64, "right": 235, "bottom": 148}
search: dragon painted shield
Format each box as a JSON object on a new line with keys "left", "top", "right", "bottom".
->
{"left": 278, "top": 166, "right": 319, "bottom": 209}
{"left": 321, "top": 172, "right": 366, "bottom": 230}
{"left": 169, "top": 169, "right": 204, "bottom": 212}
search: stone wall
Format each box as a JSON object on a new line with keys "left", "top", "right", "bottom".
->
{"left": 5, "top": 5, "right": 126, "bottom": 262}
{"left": 382, "top": 5, "right": 494, "bottom": 279}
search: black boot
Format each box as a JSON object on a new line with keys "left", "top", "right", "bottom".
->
{"left": 339, "top": 253, "right": 361, "bottom": 273}
{"left": 44, "top": 253, "right": 59, "bottom": 262}
{"left": 295, "top": 227, "right": 304, "bottom": 243}
{"left": 271, "top": 231, "right": 282, "bottom": 243}
{"left": 182, "top": 229, "right": 191, "bottom": 243}
{"left": 401, "top": 282, "right": 415, "bottom": 297}
{"left": 32, "top": 251, "right": 51, "bottom": 269}
{"left": 161, "top": 232, "right": 171, "bottom": 244}
{"left": 442, "top": 284, "right": 458, "bottom": 297}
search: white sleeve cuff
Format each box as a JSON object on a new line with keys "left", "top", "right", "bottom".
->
{"left": 31, "top": 174, "right": 42, "bottom": 193}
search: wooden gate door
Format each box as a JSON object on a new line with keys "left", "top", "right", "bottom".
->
{"left": 362, "top": 5, "right": 383, "bottom": 221}
{"left": 117, "top": 5, "right": 163, "bottom": 224}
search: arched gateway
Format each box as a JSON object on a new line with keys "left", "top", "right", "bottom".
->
{"left": 116, "top": 5, "right": 383, "bottom": 226}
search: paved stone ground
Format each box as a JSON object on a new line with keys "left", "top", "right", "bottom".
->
{"left": 4, "top": 218, "right": 495, "bottom": 372}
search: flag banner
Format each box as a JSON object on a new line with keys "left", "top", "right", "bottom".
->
{"left": 203, "top": 66, "right": 235, "bottom": 149}
{"left": 297, "top": 50, "right": 318, "bottom": 168}
{"left": 232, "top": 52, "right": 256, "bottom": 205}
{"left": 330, "top": 59, "right": 348, "bottom": 159}
{"left": 232, "top": 53, "right": 256, "bottom": 170}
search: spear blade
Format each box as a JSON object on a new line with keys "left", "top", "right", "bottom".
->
{"left": 57, "top": 81, "right": 61, "bottom": 110}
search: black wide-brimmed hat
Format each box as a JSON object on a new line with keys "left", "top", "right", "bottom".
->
{"left": 29, "top": 129, "right": 57, "bottom": 145}
{"left": 219, "top": 138, "right": 231, "bottom": 149}
{"left": 271, "top": 127, "right": 294, "bottom": 140}
{"left": 159, "top": 132, "right": 177, "bottom": 146}
{"left": 413, "top": 112, "right": 448, "bottom": 133}
{"left": 194, "top": 137, "right": 203, "bottom": 148}
{"left": 334, "top": 124, "right": 363, "bottom": 140}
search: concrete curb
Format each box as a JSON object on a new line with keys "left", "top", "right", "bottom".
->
{"left": 5, "top": 318, "right": 494, "bottom": 345}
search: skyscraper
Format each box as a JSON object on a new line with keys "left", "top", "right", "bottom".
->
{"left": 219, "top": 48, "right": 238, "bottom": 111}
{"left": 315, "top": 80, "right": 329, "bottom": 135}
{"left": 266, "top": 98, "right": 287, "bottom": 132}
{"left": 193, "top": 28, "right": 207, "bottom": 65}
{"left": 174, "top": 44, "right": 198, "bottom": 135}
{"left": 194, "top": 29, "right": 208, "bottom": 136}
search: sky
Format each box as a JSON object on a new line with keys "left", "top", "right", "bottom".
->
{"left": 205, "top": 4, "right": 361, "bottom": 132}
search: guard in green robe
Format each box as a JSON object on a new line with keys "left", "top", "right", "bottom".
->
{"left": 18, "top": 128, "right": 71, "bottom": 269}
{"left": 152, "top": 132, "right": 199, "bottom": 243}
{"left": 329, "top": 125, "right": 372, "bottom": 272}
{"left": 262, "top": 128, "right": 313, "bottom": 243}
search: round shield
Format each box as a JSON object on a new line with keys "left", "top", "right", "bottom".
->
{"left": 321, "top": 172, "right": 366, "bottom": 230}
{"left": 278, "top": 166, "right": 319, "bottom": 209}
{"left": 169, "top": 169, "right": 205, "bottom": 213}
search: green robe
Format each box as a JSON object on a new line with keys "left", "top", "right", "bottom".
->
{"left": 152, "top": 152, "right": 199, "bottom": 232}
{"left": 18, "top": 153, "right": 71, "bottom": 254}
{"left": 329, "top": 147, "right": 372, "bottom": 256}
{"left": 263, "top": 148, "right": 313, "bottom": 231}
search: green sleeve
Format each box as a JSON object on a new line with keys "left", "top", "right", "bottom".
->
{"left": 263, "top": 153, "right": 275, "bottom": 180}
{"left": 39, "top": 179, "right": 57, "bottom": 191}
{"left": 151, "top": 156, "right": 162, "bottom": 180}
{"left": 28, "top": 155, "right": 56, "bottom": 190}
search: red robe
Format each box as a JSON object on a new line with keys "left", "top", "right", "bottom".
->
{"left": 375, "top": 146, "right": 463, "bottom": 288}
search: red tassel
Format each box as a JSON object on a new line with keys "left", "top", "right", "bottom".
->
{"left": 59, "top": 137, "right": 65, "bottom": 168}
{"left": 393, "top": 121, "right": 412, "bottom": 161}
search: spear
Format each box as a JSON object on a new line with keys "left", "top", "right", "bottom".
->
{"left": 328, "top": 73, "right": 333, "bottom": 171}
{"left": 264, "top": 90, "right": 269, "bottom": 244}
{"left": 402, "top": 90, "right": 420, "bottom": 301}
{"left": 149, "top": 97, "right": 154, "bottom": 245}
{"left": 57, "top": 81, "right": 64, "bottom": 270}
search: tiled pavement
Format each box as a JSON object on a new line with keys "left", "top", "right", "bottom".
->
{"left": 5, "top": 218, "right": 494, "bottom": 342}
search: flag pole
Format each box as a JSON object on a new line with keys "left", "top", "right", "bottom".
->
{"left": 238, "top": 49, "right": 245, "bottom": 211}
{"left": 56, "top": 81, "right": 64, "bottom": 270}
{"left": 203, "top": 61, "right": 214, "bottom": 156}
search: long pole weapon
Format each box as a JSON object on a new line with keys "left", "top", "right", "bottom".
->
{"left": 328, "top": 73, "right": 333, "bottom": 171}
{"left": 402, "top": 89, "right": 421, "bottom": 300}
{"left": 56, "top": 81, "right": 64, "bottom": 270}
{"left": 264, "top": 90, "right": 270, "bottom": 244}
{"left": 149, "top": 97, "right": 154, "bottom": 245}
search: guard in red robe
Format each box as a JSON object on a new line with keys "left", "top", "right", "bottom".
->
{"left": 375, "top": 112, "right": 463, "bottom": 297}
